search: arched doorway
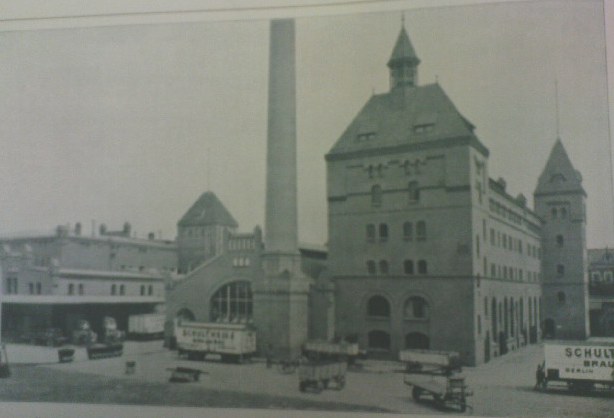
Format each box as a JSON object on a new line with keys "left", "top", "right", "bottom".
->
{"left": 367, "top": 295, "right": 391, "bottom": 318}
{"left": 544, "top": 318, "right": 556, "bottom": 339}
{"left": 405, "top": 332, "right": 429, "bottom": 349}
{"left": 368, "top": 330, "right": 391, "bottom": 351}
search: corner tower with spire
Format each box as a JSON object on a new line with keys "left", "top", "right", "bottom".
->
{"left": 387, "top": 19, "right": 420, "bottom": 90}
{"left": 534, "top": 139, "right": 589, "bottom": 340}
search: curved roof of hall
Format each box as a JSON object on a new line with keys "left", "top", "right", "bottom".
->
{"left": 325, "top": 83, "right": 488, "bottom": 160}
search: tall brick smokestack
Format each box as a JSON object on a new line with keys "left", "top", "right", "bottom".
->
{"left": 265, "top": 19, "right": 298, "bottom": 255}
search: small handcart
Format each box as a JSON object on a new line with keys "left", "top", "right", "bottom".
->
{"left": 400, "top": 349, "right": 471, "bottom": 412}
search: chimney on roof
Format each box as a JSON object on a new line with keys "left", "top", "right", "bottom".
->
{"left": 123, "top": 222, "right": 132, "bottom": 237}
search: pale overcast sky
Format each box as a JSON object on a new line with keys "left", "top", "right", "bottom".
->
{"left": 0, "top": 0, "right": 612, "bottom": 248}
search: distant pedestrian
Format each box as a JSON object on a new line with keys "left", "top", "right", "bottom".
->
{"left": 266, "top": 344, "right": 273, "bottom": 369}
{"left": 535, "top": 363, "right": 545, "bottom": 390}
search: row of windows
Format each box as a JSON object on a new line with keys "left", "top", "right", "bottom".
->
{"left": 551, "top": 206, "right": 569, "bottom": 220}
{"left": 489, "top": 198, "right": 522, "bottom": 225}
{"left": 366, "top": 259, "right": 428, "bottom": 275}
{"left": 233, "top": 257, "right": 251, "bottom": 267}
{"left": 488, "top": 227, "right": 541, "bottom": 259}
{"left": 366, "top": 295, "right": 429, "bottom": 320}
{"left": 228, "top": 239, "right": 256, "bottom": 251}
{"left": 366, "top": 221, "right": 427, "bottom": 242}
{"left": 591, "top": 271, "right": 614, "bottom": 284}
{"left": 109, "top": 283, "right": 154, "bottom": 296}
{"left": 5, "top": 277, "right": 18, "bottom": 294}
{"left": 371, "top": 182, "right": 420, "bottom": 207}
{"left": 28, "top": 282, "right": 42, "bottom": 295}
{"left": 489, "top": 263, "right": 540, "bottom": 282}
{"left": 67, "top": 283, "right": 85, "bottom": 295}
{"left": 366, "top": 159, "right": 423, "bottom": 180}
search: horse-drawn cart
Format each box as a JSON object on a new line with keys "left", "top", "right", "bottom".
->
{"left": 298, "top": 360, "right": 347, "bottom": 392}
{"left": 400, "top": 349, "right": 471, "bottom": 412}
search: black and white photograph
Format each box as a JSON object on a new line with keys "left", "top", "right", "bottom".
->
{"left": 0, "top": 0, "right": 613, "bottom": 417}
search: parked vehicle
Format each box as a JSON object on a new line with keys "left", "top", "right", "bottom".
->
{"left": 303, "top": 340, "right": 362, "bottom": 365}
{"left": 542, "top": 339, "right": 614, "bottom": 392}
{"left": 175, "top": 320, "right": 256, "bottom": 363}
{"left": 400, "top": 349, "right": 471, "bottom": 412}
{"left": 128, "top": 313, "right": 165, "bottom": 340}
{"left": 101, "top": 316, "right": 125, "bottom": 344}
{"left": 297, "top": 341, "right": 349, "bottom": 392}
{"left": 72, "top": 320, "right": 97, "bottom": 346}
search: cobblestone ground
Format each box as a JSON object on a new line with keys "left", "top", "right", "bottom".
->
{"left": 0, "top": 341, "right": 612, "bottom": 417}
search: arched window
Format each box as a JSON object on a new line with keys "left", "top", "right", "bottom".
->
{"left": 68, "top": 283, "right": 74, "bottom": 295}
{"left": 379, "top": 260, "right": 389, "bottom": 275}
{"left": 408, "top": 181, "right": 419, "bottom": 202}
{"left": 379, "top": 223, "right": 388, "bottom": 242}
{"left": 557, "top": 291, "right": 566, "bottom": 303}
{"left": 560, "top": 208, "right": 567, "bottom": 218}
{"left": 404, "top": 296, "right": 429, "bottom": 319}
{"left": 371, "top": 185, "right": 382, "bottom": 207}
{"left": 210, "top": 281, "right": 253, "bottom": 323}
{"left": 556, "top": 235, "right": 564, "bottom": 247}
{"left": 403, "top": 260, "right": 414, "bottom": 275}
{"left": 418, "top": 259, "right": 427, "bottom": 274}
{"left": 551, "top": 208, "right": 558, "bottom": 219}
{"left": 148, "top": 285, "right": 153, "bottom": 295}
{"left": 403, "top": 222, "right": 413, "bottom": 241}
{"left": 176, "top": 308, "right": 195, "bottom": 321}
{"left": 416, "top": 221, "right": 426, "bottom": 241}
{"left": 366, "top": 260, "right": 376, "bottom": 275}
{"left": 405, "top": 332, "right": 430, "bottom": 349}
{"left": 111, "top": 284, "right": 116, "bottom": 295}
{"left": 368, "top": 330, "right": 391, "bottom": 350}
{"left": 367, "top": 295, "right": 390, "bottom": 318}
{"left": 140, "top": 285, "right": 145, "bottom": 296}
{"left": 119, "top": 284, "right": 125, "bottom": 295}
{"left": 556, "top": 264, "right": 565, "bottom": 276}
{"left": 366, "top": 224, "right": 375, "bottom": 242}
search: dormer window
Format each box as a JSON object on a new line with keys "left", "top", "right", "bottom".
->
{"left": 413, "top": 112, "right": 437, "bottom": 134}
{"left": 356, "top": 132, "right": 376, "bottom": 142}
{"left": 413, "top": 124, "right": 434, "bottom": 134}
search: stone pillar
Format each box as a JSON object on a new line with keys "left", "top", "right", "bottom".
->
{"left": 253, "top": 19, "right": 310, "bottom": 358}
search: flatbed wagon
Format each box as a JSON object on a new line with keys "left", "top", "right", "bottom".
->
{"left": 298, "top": 360, "right": 347, "bottom": 392}
{"left": 400, "top": 349, "right": 471, "bottom": 412}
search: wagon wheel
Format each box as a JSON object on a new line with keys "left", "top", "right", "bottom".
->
{"left": 412, "top": 386, "right": 422, "bottom": 401}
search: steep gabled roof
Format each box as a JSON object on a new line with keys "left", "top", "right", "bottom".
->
{"left": 534, "top": 139, "right": 585, "bottom": 197}
{"left": 387, "top": 26, "right": 420, "bottom": 67}
{"left": 326, "top": 83, "right": 483, "bottom": 157}
{"left": 178, "top": 192, "right": 238, "bottom": 228}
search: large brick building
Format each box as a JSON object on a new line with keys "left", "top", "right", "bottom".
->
{"left": 325, "top": 25, "right": 588, "bottom": 365}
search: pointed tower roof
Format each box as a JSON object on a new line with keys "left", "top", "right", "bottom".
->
{"left": 534, "top": 139, "right": 585, "bottom": 197}
{"left": 387, "top": 26, "right": 420, "bottom": 67}
{"left": 178, "top": 191, "right": 238, "bottom": 228}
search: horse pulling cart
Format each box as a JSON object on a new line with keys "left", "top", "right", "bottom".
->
{"left": 400, "top": 349, "right": 471, "bottom": 412}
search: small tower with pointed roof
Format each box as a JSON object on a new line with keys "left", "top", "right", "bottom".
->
{"left": 177, "top": 191, "right": 238, "bottom": 273}
{"left": 387, "top": 19, "right": 420, "bottom": 90}
{"left": 534, "top": 139, "right": 589, "bottom": 340}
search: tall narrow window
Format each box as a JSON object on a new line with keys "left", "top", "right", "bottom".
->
{"left": 408, "top": 181, "right": 419, "bottom": 203}
{"left": 36, "top": 282, "right": 42, "bottom": 294}
{"left": 556, "top": 264, "right": 565, "bottom": 277}
{"left": 556, "top": 235, "right": 564, "bottom": 247}
{"left": 403, "top": 222, "right": 413, "bottom": 241}
{"left": 78, "top": 284, "right": 84, "bottom": 295}
{"left": 111, "top": 284, "right": 117, "bottom": 295}
{"left": 29, "top": 283, "right": 34, "bottom": 294}
{"left": 371, "top": 185, "right": 382, "bottom": 207}
{"left": 367, "top": 260, "right": 376, "bottom": 275}
{"left": 379, "top": 223, "right": 388, "bottom": 242}
{"left": 366, "top": 224, "right": 375, "bottom": 242}
{"left": 379, "top": 260, "right": 389, "bottom": 275}
{"left": 120, "top": 284, "right": 125, "bottom": 295}
{"left": 68, "top": 284, "right": 74, "bottom": 295}
{"left": 416, "top": 221, "right": 426, "bottom": 241}
{"left": 404, "top": 260, "right": 414, "bottom": 275}
{"left": 418, "top": 260, "right": 428, "bottom": 274}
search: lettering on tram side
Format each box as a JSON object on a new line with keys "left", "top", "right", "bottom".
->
{"left": 546, "top": 344, "right": 614, "bottom": 381}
